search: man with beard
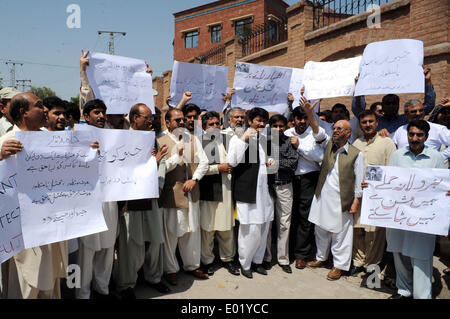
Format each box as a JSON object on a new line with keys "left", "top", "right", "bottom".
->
{"left": 284, "top": 98, "right": 327, "bottom": 270}
{"left": 158, "top": 108, "right": 210, "bottom": 285}
{"left": 227, "top": 107, "right": 274, "bottom": 278}
{"left": 307, "top": 114, "right": 365, "bottom": 281}
{"left": 76, "top": 99, "right": 119, "bottom": 299}
{"left": 391, "top": 99, "right": 449, "bottom": 160}
{"left": 114, "top": 103, "right": 170, "bottom": 298}
{"left": 263, "top": 114, "right": 299, "bottom": 274}
{"left": 0, "top": 93, "right": 68, "bottom": 298}
{"left": 43, "top": 97, "right": 67, "bottom": 131}
{"left": 198, "top": 112, "right": 239, "bottom": 276}
{"left": 350, "top": 110, "right": 397, "bottom": 277}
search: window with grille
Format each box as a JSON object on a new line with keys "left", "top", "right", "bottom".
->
{"left": 184, "top": 30, "right": 199, "bottom": 48}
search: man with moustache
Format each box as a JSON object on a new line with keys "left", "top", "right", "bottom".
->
{"left": 381, "top": 120, "right": 446, "bottom": 299}
{"left": 391, "top": 99, "right": 449, "bottom": 160}
{"left": 43, "top": 97, "right": 68, "bottom": 131}
{"left": 351, "top": 110, "right": 397, "bottom": 277}
{"left": 158, "top": 108, "right": 210, "bottom": 285}
{"left": 182, "top": 103, "right": 201, "bottom": 134}
{"left": 114, "top": 103, "right": 170, "bottom": 298}
{"left": 227, "top": 107, "right": 274, "bottom": 278}
{"left": 0, "top": 93, "right": 68, "bottom": 299}
{"left": 307, "top": 113, "right": 365, "bottom": 281}
{"left": 198, "top": 112, "right": 239, "bottom": 276}
{"left": 284, "top": 98, "right": 327, "bottom": 270}
{"left": 76, "top": 99, "right": 119, "bottom": 299}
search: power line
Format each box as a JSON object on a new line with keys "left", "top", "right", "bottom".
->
{"left": 16, "top": 79, "right": 32, "bottom": 92}
{"left": 0, "top": 59, "right": 77, "bottom": 69}
{"left": 5, "top": 60, "right": 23, "bottom": 87}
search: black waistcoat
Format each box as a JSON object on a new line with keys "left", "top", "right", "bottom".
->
{"left": 199, "top": 136, "right": 223, "bottom": 202}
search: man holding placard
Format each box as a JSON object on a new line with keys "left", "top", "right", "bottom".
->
{"left": 384, "top": 120, "right": 445, "bottom": 299}
{"left": 0, "top": 93, "right": 68, "bottom": 299}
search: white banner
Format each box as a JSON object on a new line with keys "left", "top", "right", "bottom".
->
{"left": 355, "top": 39, "right": 424, "bottom": 96}
{"left": 15, "top": 131, "right": 107, "bottom": 249}
{"left": 289, "top": 68, "right": 304, "bottom": 106}
{"left": 86, "top": 52, "right": 155, "bottom": 115}
{"left": 361, "top": 165, "right": 450, "bottom": 236}
{"left": 232, "top": 62, "right": 293, "bottom": 114}
{"left": 0, "top": 159, "right": 24, "bottom": 264}
{"left": 75, "top": 125, "right": 159, "bottom": 202}
{"left": 170, "top": 61, "right": 228, "bottom": 112}
{"left": 303, "top": 56, "right": 362, "bottom": 100}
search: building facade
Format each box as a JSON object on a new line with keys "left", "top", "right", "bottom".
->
{"left": 173, "top": 0, "right": 289, "bottom": 62}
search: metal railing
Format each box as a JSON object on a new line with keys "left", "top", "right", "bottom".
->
{"left": 240, "top": 19, "right": 288, "bottom": 57}
{"left": 197, "top": 44, "right": 226, "bottom": 65}
{"left": 312, "top": 0, "right": 393, "bottom": 30}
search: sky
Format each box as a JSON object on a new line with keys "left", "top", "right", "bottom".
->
{"left": 0, "top": 0, "right": 299, "bottom": 100}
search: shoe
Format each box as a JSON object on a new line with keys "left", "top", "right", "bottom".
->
{"left": 306, "top": 260, "right": 324, "bottom": 268}
{"left": 147, "top": 281, "right": 171, "bottom": 294}
{"left": 251, "top": 263, "right": 268, "bottom": 275}
{"left": 203, "top": 263, "right": 216, "bottom": 276}
{"left": 241, "top": 267, "right": 253, "bottom": 279}
{"left": 295, "top": 259, "right": 307, "bottom": 269}
{"left": 327, "top": 267, "right": 342, "bottom": 281}
{"left": 119, "top": 287, "right": 136, "bottom": 300}
{"left": 388, "top": 293, "right": 413, "bottom": 299}
{"left": 262, "top": 261, "right": 272, "bottom": 270}
{"left": 223, "top": 262, "right": 240, "bottom": 276}
{"left": 349, "top": 265, "right": 366, "bottom": 277}
{"left": 188, "top": 269, "right": 209, "bottom": 279}
{"left": 165, "top": 273, "right": 177, "bottom": 286}
{"left": 280, "top": 264, "right": 292, "bottom": 274}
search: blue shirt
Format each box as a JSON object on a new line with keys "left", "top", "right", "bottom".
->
{"left": 386, "top": 146, "right": 446, "bottom": 260}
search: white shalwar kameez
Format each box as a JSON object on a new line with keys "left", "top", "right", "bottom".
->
{"left": 227, "top": 135, "right": 274, "bottom": 271}
{"left": 162, "top": 133, "right": 209, "bottom": 274}
{"left": 308, "top": 143, "right": 364, "bottom": 271}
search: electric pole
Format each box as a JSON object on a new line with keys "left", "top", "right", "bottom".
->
{"left": 97, "top": 31, "right": 126, "bottom": 55}
{"left": 5, "top": 60, "right": 24, "bottom": 88}
{"left": 16, "top": 80, "right": 32, "bottom": 92}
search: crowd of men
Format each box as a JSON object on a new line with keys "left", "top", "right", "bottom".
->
{"left": 0, "top": 52, "right": 449, "bottom": 300}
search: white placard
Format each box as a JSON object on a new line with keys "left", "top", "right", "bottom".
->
{"left": 86, "top": 52, "right": 155, "bottom": 115}
{"left": 289, "top": 68, "right": 304, "bottom": 106}
{"left": 355, "top": 39, "right": 424, "bottom": 96}
{"left": 361, "top": 165, "right": 450, "bottom": 236}
{"left": 15, "top": 131, "right": 107, "bottom": 249}
{"left": 169, "top": 61, "right": 228, "bottom": 112}
{"left": 232, "top": 62, "right": 293, "bottom": 113}
{"left": 0, "top": 159, "right": 24, "bottom": 264}
{"left": 303, "top": 56, "right": 362, "bottom": 100}
{"left": 75, "top": 125, "right": 158, "bottom": 202}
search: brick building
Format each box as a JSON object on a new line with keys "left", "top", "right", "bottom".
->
{"left": 173, "top": 0, "right": 290, "bottom": 62}
{"left": 154, "top": 0, "right": 449, "bottom": 121}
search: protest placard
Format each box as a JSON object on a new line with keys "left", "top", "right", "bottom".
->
{"left": 86, "top": 52, "right": 155, "bottom": 114}
{"left": 15, "top": 130, "right": 107, "bottom": 249}
{"left": 289, "top": 68, "right": 304, "bottom": 106}
{"left": 75, "top": 125, "right": 159, "bottom": 202}
{"left": 232, "top": 62, "right": 292, "bottom": 114}
{"left": 303, "top": 56, "right": 362, "bottom": 100}
{"left": 0, "top": 159, "right": 24, "bottom": 264}
{"left": 361, "top": 165, "right": 450, "bottom": 236}
{"left": 169, "top": 61, "right": 228, "bottom": 112}
{"left": 355, "top": 39, "right": 424, "bottom": 96}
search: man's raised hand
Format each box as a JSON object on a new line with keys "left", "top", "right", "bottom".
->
{"left": 80, "top": 49, "right": 90, "bottom": 71}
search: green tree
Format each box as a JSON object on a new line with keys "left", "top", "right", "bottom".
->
{"left": 70, "top": 94, "right": 80, "bottom": 107}
{"left": 30, "top": 86, "right": 56, "bottom": 100}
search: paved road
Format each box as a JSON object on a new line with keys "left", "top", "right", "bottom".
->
{"left": 135, "top": 256, "right": 449, "bottom": 299}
